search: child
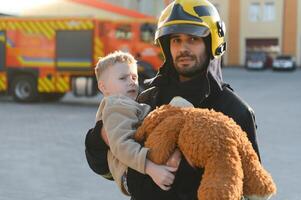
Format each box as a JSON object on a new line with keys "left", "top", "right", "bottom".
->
{"left": 94, "top": 51, "right": 179, "bottom": 195}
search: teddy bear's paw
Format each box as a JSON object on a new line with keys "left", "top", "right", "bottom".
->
{"left": 245, "top": 194, "right": 273, "bottom": 200}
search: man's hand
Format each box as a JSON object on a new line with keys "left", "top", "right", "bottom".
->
{"left": 166, "top": 148, "right": 182, "bottom": 169}
{"left": 101, "top": 127, "right": 109, "bottom": 146}
{"left": 145, "top": 160, "right": 177, "bottom": 191}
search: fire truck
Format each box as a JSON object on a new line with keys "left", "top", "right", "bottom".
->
{"left": 0, "top": 17, "right": 162, "bottom": 102}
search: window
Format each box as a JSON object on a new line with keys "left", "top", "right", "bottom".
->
{"left": 140, "top": 23, "right": 156, "bottom": 43}
{"left": 263, "top": 2, "right": 275, "bottom": 21}
{"left": 249, "top": 2, "right": 261, "bottom": 22}
{"left": 115, "top": 24, "right": 132, "bottom": 40}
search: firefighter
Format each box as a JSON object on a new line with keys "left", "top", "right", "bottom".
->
{"left": 85, "top": 0, "right": 260, "bottom": 199}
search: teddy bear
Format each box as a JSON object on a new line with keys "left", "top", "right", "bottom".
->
{"left": 134, "top": 104, "right": 277, "bottom": 200}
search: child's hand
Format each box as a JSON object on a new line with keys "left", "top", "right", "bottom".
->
{"left": 145, "top": 160, "right": 177, "bottom": 191}
{"left": 166, "top": 148, "right": 182, "bottom": 169}
{"left": 101, "top": 127, "right": 109, "bottom": 146}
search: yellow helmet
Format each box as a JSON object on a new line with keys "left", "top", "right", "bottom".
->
{"left": 155, "top": 0, "right": 226, "bottom": 59}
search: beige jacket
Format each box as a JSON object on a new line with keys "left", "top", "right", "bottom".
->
{"left": 96, "top": 95, "right": 151, "bottom": 195}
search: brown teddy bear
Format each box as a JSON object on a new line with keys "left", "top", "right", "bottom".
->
{"left": 134, "top": 104, "right": 277, "bottom": 200}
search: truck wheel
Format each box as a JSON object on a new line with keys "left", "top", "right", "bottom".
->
{"left": 11, "top": 75, "right": 38, "bottom": 102}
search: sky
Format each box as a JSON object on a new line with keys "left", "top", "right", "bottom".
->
{"left": 0, "top": 0, "right": 56, "bottom": 15}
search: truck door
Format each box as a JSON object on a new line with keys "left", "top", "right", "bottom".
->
{"left": 56, "top": 30, "right": 93, "bottom": 71}
{"left": 0, "top": 31, "right": 6, "bottom": 71}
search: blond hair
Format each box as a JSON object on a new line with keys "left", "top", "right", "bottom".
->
{"left": 95, "top": 51, "right": 137, "bottom": 82}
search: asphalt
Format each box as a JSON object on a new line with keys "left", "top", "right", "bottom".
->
{"left": 0, "top": 68, "right": 300, "bottom": 200}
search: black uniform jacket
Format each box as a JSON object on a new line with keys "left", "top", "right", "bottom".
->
{"left": 85, "top": 58, "right": 261, "bottom": 200}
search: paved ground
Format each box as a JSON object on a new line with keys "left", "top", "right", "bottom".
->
{"left": 0, "top": 68, "right": 300, "bottom": 200}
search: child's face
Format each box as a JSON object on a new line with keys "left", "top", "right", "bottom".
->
{"left": 100, "top": 62, "right": 139, "bottom": 100}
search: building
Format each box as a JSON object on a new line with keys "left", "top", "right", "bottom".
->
{"left": 204, "top": 0, "right": 300, "bottom": 67}
{"left": 19, "top": 0, "right": 301, "bottom": 67}
{"left": 105, "top": 0, "right": 300, "bottom": 67}
{"left": 105, "top": 0, "right": 165, "bottom": 17}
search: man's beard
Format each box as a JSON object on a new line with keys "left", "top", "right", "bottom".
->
{"left": 173, "top": 52, "right": 209, "bottom": 78}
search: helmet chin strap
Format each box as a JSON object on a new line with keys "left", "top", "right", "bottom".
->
{"left": 203, "top": 34, "right": 213, "bottom": 60}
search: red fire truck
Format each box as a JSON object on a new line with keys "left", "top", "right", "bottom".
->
{"left": 0, "top": 17, "right": 162, "bottom": 102}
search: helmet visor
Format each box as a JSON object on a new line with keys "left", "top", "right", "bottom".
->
{"left": 155, "top": 23, "right": 210, "bottom": 42}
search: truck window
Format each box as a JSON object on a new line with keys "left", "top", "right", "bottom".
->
{"left": 140, "top": 23, "right": 156, "bottom": 43}
{"left": 115, "top": 24, "right": 132, "bottom": 40}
